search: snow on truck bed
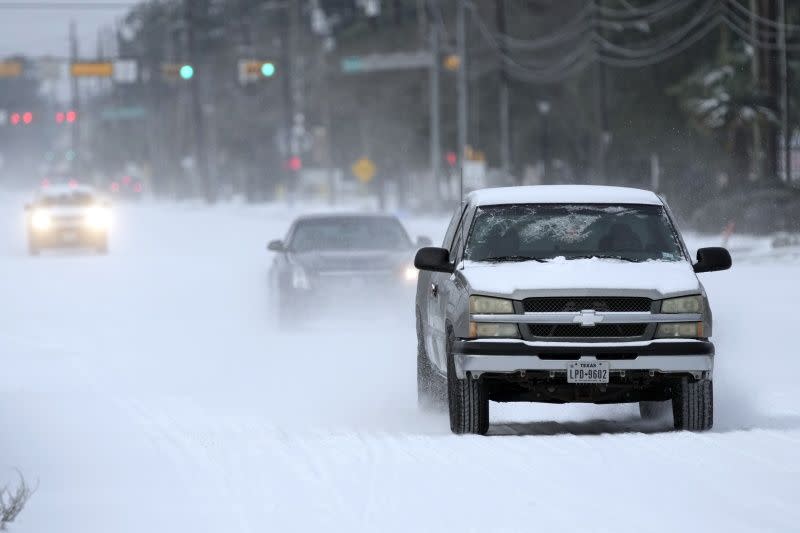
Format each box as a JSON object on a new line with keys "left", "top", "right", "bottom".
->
{"left": 468, "top": 184, "right": 662, "bottom": 206}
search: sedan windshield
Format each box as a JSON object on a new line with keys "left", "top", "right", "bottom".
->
{"left": 290, "top": 217, "right": 411, "bottom": 252}
{"left": 465, "top": 204, "right": 685, "bottom": 263}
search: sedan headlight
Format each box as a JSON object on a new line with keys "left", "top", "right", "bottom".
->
{"left": 469, "top": 295, "right": 514, "bottom": 314}
{"left": 85, "top": 206, "right": 111, "bottom": 231}
{"left": 468, "top": 322, "right": 520, "bottom": 339}
{"left": 402, "top": 264, "right": 418, "bottom": 283}
{"left": 291, "top": 266, "right": 311, "bottom": 290}
{"left": 655, "top": 322, "right": 704, "bottom": 338}
{"left": 661, "top": 295, "right": 703, "bottom": 314}
{"left": 30, "top": 209, "right": 52, "bottom": 231}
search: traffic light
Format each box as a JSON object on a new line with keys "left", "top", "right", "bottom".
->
{"left": 22, "top": 112, "right": 32, "bottom": 124}
{"left": 10, "top": 113, "right": 20, "bottom": 125}
{"left": 445, "top": 151, "right": 457, "bottom": 167}
{"left": 261, "top": 62, "right": 276, "bottom": 77}
{"left": 9, "top": 112, "right": 34, "bottom": 126}
{"left": 287, "top": 156, "right": 302, "bottom": 172}
{"left": 179, "top": 64, "right": 194, "bottom": 80}
{"left": 56, "top": 110, "right": 77, "bottom": 124}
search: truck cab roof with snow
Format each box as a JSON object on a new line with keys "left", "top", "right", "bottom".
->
{"left": 467, "top": 185, "right": 663, "bottom": 207}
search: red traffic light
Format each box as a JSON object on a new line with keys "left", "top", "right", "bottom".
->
{"left": 66, "top": 110, "right": 77, "bottom": 123}
{"left": 56, "top": 112, "right": 65, "bottom": 123}
{"left": 445, "top": 151, "right": 457, "bottom": 167}
{"left": 10, "top": 113, "right": 20, "bottom": 125}
{"left": 22, "top": 112, "right": 33, "bottom": 124}
{"left": 287, "top": 156, "right": 302, "bottom": 172}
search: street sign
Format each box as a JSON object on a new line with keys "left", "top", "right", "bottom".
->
{"left": 113, "top": 60, "right": 138, "bottom": 83}
{"left": 352, "top": 157, "right": 376, "bottom": 183}
{"left": 100, "top": 106, "right": 147, "bottom": 121}
{"left": 341, "top": 52, "right": 433, "bottom": 74}
{"left": 71, "top": 62, "right": 114, "bottom": 77}
{"left": 0, "top": 61, "right": 22, "bottom": 78}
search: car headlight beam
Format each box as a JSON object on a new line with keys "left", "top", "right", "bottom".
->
{"left": 85, "top": 206, "right": 111, "bottom": 231}
{"left": 30, "top": 209, "right": 52, "bottom": 231}
{"left": 469, "top": 295, "right": 514, "bottom": 314}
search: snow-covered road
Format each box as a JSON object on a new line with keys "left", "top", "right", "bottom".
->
{"left": 1, "top": 199, "right": 799, "bottom": 532}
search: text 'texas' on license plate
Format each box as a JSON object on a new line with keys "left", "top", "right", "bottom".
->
{"left": 567, "top": 361, "right": 609, "bottom": 384}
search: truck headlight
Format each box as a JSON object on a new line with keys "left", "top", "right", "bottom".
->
{"left": 291, "top": 266, "right": 311, "bottom": 290}
{"left": 31, "top": 209, "right": 52, "bottom": 231}
{"left": 469, "top": 295, "right": 514, "bottom": 314}
{"left": 85, "top": 206, "right": 111, "bottom": 231}
{"left": 468, "top": 322, "right": 520, "bottom": 338}
{"left": 655, "top": 322, "right": 704, "bottom": 338}
{"left": 661, "top": 295, "right": 703, "bottom": 313}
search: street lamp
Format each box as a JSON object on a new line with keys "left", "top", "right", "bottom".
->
{"left": 537, "top": 101, "right": 551, "bottom": 184}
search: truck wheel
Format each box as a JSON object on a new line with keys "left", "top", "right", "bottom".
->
{"left": 671, "top": 377, "right": 713, "bottom": 431}
{"left": 416, "top": 311, "right": 445, "bottom": 410}
{"left": 639, "top": 400, "right": 672, "bottom": 421}
{"left": 446, "top": 333, "right": 489, "bottom": 435}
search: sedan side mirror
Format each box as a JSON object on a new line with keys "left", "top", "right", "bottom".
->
{"left": 416, "top": 235, "right": 433, "bottom": 247}
{"left": 414, "top": 247, "right": 454, "bottom": 273}
{"left": 267, "top": 239, "right": 285, "bottom": 252}
{"left": 693, "top": 247, "right": 732, "bottom": 273}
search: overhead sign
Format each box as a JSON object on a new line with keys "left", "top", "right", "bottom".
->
{"left": 341, "top": 52, "right": 433, "bottom": 74}
{"left": 71, "top": 62, "right": 113, "bottom": 78}
{"left": 352, "top": 157, "right": 376, "bottom": 183}
{"left": 0, "top": 61, "right": 22, "bottom": 78}
{"left": 100, "top": 106, "right": 147, "bottom": 121}
{"left": 112, "top": 60, "right": 138, "bottom": 83}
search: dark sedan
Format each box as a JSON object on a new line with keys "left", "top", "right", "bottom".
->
{"left": 267, "top": 213, "right": 430, "bottom": 321}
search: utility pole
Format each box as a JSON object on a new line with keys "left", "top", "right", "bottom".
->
{"left": 281, "top": 0, "right": 300, "bottom": 201}
{"left": 750, "top": 0, "right": 761, "bottom": 182}
{"left": 778, "top": 0, "right": 791, "bottom": 183}
{"left": 185, "top": 0, "right": 213, "bottom": 202}
{"left": 429, "top": 11, "right": 441, "bottom": 201}
{"left": 495, "top": 0, "right": 511, "bottom": 180}
{"left": 592, "top": 0, "right": 608, "bottom": 184}
{"left": 69, "top": 21, "right": 80, "bottom": 176}
{"left": 456, "top": 0, "right": 468, "bottom": 200}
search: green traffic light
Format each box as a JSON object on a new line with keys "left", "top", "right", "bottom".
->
{"left": 261, "top": 62, "right": 275, "bottom": 77}
{"left": 179, "top": 64, "right": 194, "bottom": 80}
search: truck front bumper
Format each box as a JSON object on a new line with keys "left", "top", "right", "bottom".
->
{"left": 452, "top": 339, "right": 714, "bottom": 379}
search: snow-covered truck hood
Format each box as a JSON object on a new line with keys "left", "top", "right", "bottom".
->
{"left": 460, "top": 258, "right": 701, "bottom": 299}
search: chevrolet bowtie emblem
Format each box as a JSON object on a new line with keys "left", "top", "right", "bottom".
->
{"left": 574, "top": 310, "right": 603, "bottom": 327}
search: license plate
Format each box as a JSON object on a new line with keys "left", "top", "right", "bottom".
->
{"left": 567, "top": 361, "right": 609, "bottom": 384}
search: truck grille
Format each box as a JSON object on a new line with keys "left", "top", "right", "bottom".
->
{"left": 522, "top": 297, "right": 652, "bottom": 313}
{"left": 528, "top": 323, "right": 648, "bottom": 338}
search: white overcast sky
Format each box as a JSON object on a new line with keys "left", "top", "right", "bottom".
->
{"left": 0, "top": 1, "right": 130, "bottom": 58}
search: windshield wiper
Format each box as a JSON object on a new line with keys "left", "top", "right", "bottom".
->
{"left": 480, "top": 255, "right": 546, "bottom": 263}
{"left": 568, "top": 254, "right": 642, "bottom": 262}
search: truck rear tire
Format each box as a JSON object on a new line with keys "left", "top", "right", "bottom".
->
{"left": 446, "top": 334, "right": 489, "bottom": 435}
{"left": 671, "top": 377, "right": 713, "bottom": 431}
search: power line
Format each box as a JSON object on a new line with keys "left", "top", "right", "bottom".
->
{"left": 0, "top": 2, "right": 134, "bottom": 9}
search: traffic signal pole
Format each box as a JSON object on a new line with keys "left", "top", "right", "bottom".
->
{"left": 185, "top": 0, "right": 214, "bottom": 203}
{"left": 496, "top": 0, "right": 511, "bottom": 180}
{"left": 69, "top": 21, "right": 80, "bottom": 176}
{"left": 456, "top": 0, "right": 468, "bottom": 201}
{"left": 429, "top": 11, "right": 441, "bottom": 202}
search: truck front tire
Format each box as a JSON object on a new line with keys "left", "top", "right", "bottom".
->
{"left": 446, "top": 334, "right": 489, "bottom": 435}
{"left": 671, "top": 377, "right": 713, "bottom": 431}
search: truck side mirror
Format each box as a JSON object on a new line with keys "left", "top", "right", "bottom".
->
{"left": 693, "top": 247, "right": 732, "bottom": 273}
{"left": 414, "top": 247, "right": 454, "bottom": 273}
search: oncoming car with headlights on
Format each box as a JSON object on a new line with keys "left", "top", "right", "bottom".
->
{"left": 267, "top": 213, "right": 430, "bottom": 321}
{"left": 414, "top": 185, "right": 732, "bottom": 435}
{"left": 25, "top": 184, "right": 111, "bottom": 255}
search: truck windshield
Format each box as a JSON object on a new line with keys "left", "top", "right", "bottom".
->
{"left": 464, "top": 204, "right": 685, "bottom": 263}
{"left": 290, "top": 217, "right": 411, "bottom": 252}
